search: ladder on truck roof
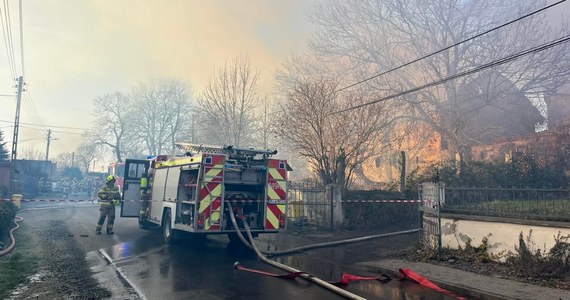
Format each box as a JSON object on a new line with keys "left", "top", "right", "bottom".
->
{"left": 175, "top": 143, "right": 277, "bottom": 161}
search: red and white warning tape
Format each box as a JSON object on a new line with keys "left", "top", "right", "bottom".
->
{"left": 341, "top": 200, "right": 432, "bottom": 203}
{"left": 0, "top": 198, "right": 432, "bottom": 204}
{"left": 0, "top": 198, "right": 95, "bottom": 202}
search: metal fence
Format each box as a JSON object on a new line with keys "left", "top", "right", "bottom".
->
{"left": 287, "top": 182, "right": 420, "bottom": 232}
{"left": 418, "top": 183, "right": 443, "bottom": 250}
{"left": 287, "top": 182, "right": 332, "bottom": 230}
{"left": 443, "top": 187, "right": 570, "bottom": 222}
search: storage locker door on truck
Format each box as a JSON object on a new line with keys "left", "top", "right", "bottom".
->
{"left": 121, "top": 159, "right": 149, "bottom": 217}
{"left": 150, "top": 168, "right": 168, "bottom": 222}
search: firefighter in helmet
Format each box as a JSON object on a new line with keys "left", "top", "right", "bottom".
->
{"left": 96, "top": 175, "right": 121, "bottom": 234}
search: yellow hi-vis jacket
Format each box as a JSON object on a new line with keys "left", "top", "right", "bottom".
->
{"left": 98, "top": 184, "right": 121, "bottom": 207}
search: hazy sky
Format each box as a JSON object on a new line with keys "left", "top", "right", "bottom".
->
{"left": 0, "top": 0, "right": 313, "bottom": 163}
{"left": 1, "top": 0, "right": 568, "bottom": 167}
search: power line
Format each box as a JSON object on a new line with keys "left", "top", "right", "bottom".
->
{"left": 22, "top": 92, "right": 48, "bottom": 129}
{"left": 332, "top": 35, "right": 570, "bottom": 114}
{"left": 18, "top": 0, "right": 23, "bottom": 77}
{"left": 0, "top": 1, "right": 15, "bottom": 77}
{"left": 336, "top": 0, "right": 568, "bottom": 92}
{"left": 18, "top": 135, "right": 43, "bottom": 142}
{"left": 0, "top": 119, "right": 90, "bottom": 130}
{"left": 4, "top": 0, "right": 16, "bottom": 76}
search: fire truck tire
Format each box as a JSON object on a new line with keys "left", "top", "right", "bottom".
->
{"left": 162, "top": 210, "right": 177, "bottom": 244}
{"left": 138, "top": 218, "right": 151, "bottom": 230}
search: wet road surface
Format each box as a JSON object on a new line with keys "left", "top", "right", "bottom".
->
{"left": 18, "top": 203, "right": 455, "bottom": 299}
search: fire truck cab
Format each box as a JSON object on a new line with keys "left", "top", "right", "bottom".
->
{"left": 120, "top": 143, "right": 290, "bottom": 243}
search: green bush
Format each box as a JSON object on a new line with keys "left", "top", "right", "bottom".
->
{"left": 406, "top": 158, "right": 567, "bottom": 190}
{"left": 0, "top": 184, "right": 7, "bottom": 199}
{"left": 0, "top": 201, "right": 17, "bottom": 234}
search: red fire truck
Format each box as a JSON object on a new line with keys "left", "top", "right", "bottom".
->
{"left": 108, "top": 162, "right": 125, "bottom": 191}
{"left": 120, "top": 143, "right": 291, "bottom": 243}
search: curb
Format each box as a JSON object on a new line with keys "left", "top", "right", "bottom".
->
{"left": 98, "top": 249, "right": 146, "bottom": 300}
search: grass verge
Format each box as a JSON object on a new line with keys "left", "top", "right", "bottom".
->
{"left": 0, "top": 223, "right": 39, "bottom": 299}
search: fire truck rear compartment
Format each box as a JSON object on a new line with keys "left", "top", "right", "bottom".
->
{"left": 223, "top": 183, "right": 265, "bottom": 230}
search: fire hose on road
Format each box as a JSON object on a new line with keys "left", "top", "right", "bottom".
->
{"left": 227, "top": 204, "right": 419, "bottom": 257}
{"left": 0, "top": 216, "right": 24, "bottom": 257}
{"left": 227, "top": 207, "right": 466, "bottom": 299}
{"left": 227, "top": 203, "right": 368, "bottom": 300}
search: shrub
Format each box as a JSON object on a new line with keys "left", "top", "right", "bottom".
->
{"left": 406, "top": 158, "right": 566, "bottom": 190}
{"left": 0, "top": 201, "right": 17, "bottom": 234}
{"left": 410, "top": 236, "right": 502, "bottom": 263}
{"left": 506, "top": 230, "right": 570, "bottom": 279}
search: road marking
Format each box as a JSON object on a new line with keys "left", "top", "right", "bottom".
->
{"left": 99, "top": 249, "right": 146, "bottom": 300}
{"left": 112, "top": 234, "right": 121, "bottom": 243}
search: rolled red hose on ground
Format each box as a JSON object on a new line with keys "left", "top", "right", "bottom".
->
{"left": 399, "top": 268, "right": 467, "bottom": 300}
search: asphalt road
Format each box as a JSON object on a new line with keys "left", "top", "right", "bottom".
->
{"left": 10, "top": 202, "right": 454, "bottom": 299}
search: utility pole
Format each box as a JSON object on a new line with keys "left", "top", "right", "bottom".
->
{"left": 71, "top": 152, "right": 75, "bottom": 167}
{"left": 11, "top": 76, "right": 24, "bottom": 161}
{"left": 9, "top": 76, "right": 24, "bottom": 195}
{"left": 45, "top": 129, "right": 52, "bottom": 161}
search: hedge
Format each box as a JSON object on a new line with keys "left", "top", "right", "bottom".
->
{"left": 0, "top": 201, "right": 17, "bottom": 235}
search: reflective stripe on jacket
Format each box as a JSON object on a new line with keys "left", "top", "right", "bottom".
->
{"left": 98, "top": 184, "right": 120, "bottom": 205}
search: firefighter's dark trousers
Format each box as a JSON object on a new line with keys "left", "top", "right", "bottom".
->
{"left": 139, "top": 192, "right": 150, "bottom": 220}
{"left": 96, "top": 205, "right": 115, "bottom": 233}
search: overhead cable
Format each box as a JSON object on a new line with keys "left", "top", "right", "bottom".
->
{"left": 18, "top": 0, "right": 23, "bottom": 77}
{"left": 332, "top": 35, "right": 570, "bottom": 114}
{"left": 0, "top": 119, "right": 89, "bottom": 130}
{"left": 0, "top": 1, "right": 15, "bottom": 77}
{"left": 336, "top": 0, "right": 567, "bottom": 92}
{"left": 4, "top": 0, "right": 16, "bottom": 76}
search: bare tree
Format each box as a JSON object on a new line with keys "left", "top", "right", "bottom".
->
{"left": 198, "top": 55, "right": 260, "bottom": 147}
{"left": 19, "top": 147, "right": 44, "bottom": 160}
{"left": 92, "top": 92, "right": 133, "bottom": 162}
{"left": 53, "top": 152, "right": 73, "bottom": 172}
{"left": 74, "top": 134, "right": 103, "bottom": 173}
{"left": 309, "top": 0, "right": 570, "bottom": 159}
{"left": 131, "top": 78, "right": 193, "bottom": 155}
{"left": 255, "top": 96, "right": 275, "bottom": 150}
{"left": 275, "top": 69, "right": 393, "bottom": 191}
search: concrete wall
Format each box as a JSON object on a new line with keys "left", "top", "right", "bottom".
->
{"left": 440, "top": 215, "right": 570, "bottom": 261}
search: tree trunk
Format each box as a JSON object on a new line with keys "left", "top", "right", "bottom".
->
{"left": 399, "top": 151, "right": 406, "bottom": 192}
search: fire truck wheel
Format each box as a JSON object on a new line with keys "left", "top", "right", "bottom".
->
{"left": 138, "top": 218, "right": 151, "bottom": 230}
{"left": 162, "top": 210, "right": 176, "bottom": 244}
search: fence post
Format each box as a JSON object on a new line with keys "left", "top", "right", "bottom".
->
{"left": 418, "top": 184, "right": 423, "bottom": 240}
{"left": 436, "top": 182, "right": 442, "bottom": 252}
{"left": 326, "top": 184, "right": 344, "bottom": 231}
{"left": 332, "top": 185, "right": 343, "bottom": 230}
{"left": 326, "top": 185, "right": 333, "bottom": 230}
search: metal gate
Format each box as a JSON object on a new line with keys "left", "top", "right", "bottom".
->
{"left": 418, "top": 182, "right": 444, "bottom": 250}
{"left": 287, "top": 182, "right": 331, "bottom": 230}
